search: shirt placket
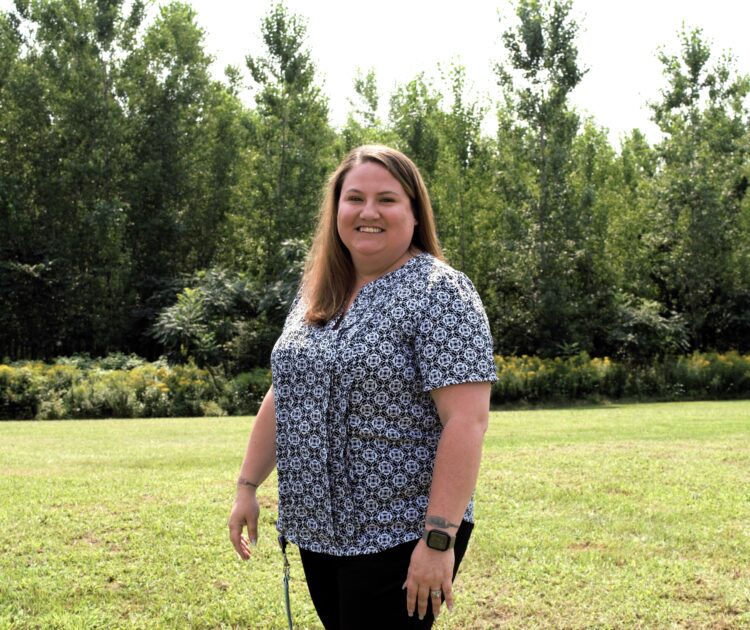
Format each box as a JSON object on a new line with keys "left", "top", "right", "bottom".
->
{"left": 324, "top": 296, "right": 366, "bottom": 547}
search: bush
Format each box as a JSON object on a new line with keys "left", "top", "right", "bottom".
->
{"left": 0, "top": 357, "right": 226, "bottom": 420}
{"left": 0, "top": 363, "right": 41, "bottom": 419}
{"left": 608, "top": 294, "right": 689, "bottom": 362}
{"left": 223, "top": 368, "right": 273, "bottom": 415}
{"left": 492, "top": 351, "right": 750, "bottom": 405}
{"left": 2, "top": 352, "right": 749, "bottom": 419}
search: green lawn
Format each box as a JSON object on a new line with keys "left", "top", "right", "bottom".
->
{"left": 1, "top": 401, "right": 749, "bottom": 629}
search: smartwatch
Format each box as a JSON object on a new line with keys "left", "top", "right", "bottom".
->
{"left": 422, "top": 528, "right": 455, "bottom": 551}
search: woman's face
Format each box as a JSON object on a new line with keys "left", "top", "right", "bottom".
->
{"left": 337, "top": 161, "right": 417, "bottom": 274}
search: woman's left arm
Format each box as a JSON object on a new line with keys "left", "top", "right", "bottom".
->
{"left": 403, "top": 381, "right": 491, "bottom": 621}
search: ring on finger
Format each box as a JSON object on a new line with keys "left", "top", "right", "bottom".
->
{"left": 430, "top": 589, "right": 442, "bottom": 599}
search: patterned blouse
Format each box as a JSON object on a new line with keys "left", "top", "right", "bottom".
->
{"left": 271, "top": 252, "right": 497, "bottom": 556}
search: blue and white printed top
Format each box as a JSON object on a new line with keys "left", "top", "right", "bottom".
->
{"left": 271, "top": 252, "right": 497, "bottom": 556}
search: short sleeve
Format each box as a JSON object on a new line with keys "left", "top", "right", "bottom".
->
{"left": 414, "top": 272, "right": 498, "bottom": 391}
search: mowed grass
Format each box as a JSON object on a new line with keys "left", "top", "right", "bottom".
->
{"left": 0, "top": 401, "right": 748, "bottom": 629}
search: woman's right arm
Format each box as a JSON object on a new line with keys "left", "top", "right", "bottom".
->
{"left": 227, "top": 385, "right": 277, "bottom": 560}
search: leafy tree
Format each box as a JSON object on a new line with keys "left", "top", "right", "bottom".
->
{"left": 339, "top": 68, "right": 395, "bottom": 152}
{"left": 238, "top": 2, "right": 335, "bottom": 283}
{"left": 151, "top": 238, "right": 307, "bottom": 374}
{"left": 351, "top": 68, "right": 379, "bottom": 128}
{"left": 431, "top": 65, "right": 491, "bottom": 277}
{"left": 389, "top": 73, "right": 442, "bottom": 183}
{"left": 564, "top": 120, "right": 620, "bottom": 353}
{"left": 0, "top": 0, "right": 140, "bottom": 358}
{"left": 647, "top": 28, "right": 750, "bottom": 350}
{"left": 607, "top": 129, "right": 658, "bottom": 299}
{"left": 0, "top": 1, "right": 252, "bottom": 360}
{"left": 151, "top": 268, "right": 258, "bottom": 375}
{"left": 493, "top": 0, "right": 595, "bottom": 356}
{"left": 118, "top": 2, "right": 235, "bottom": 354}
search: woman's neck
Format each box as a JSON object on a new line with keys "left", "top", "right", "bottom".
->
{"left": 352, "top": 249, "right": 417, "bottom": 287}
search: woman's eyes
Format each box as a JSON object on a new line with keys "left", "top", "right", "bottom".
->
{"left": 344, "top": 195, "right": 396, "bottom": 203}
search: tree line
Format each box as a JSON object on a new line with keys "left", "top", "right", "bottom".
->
{"left": 1, "top": 0, "right": 749, "bottom": 375}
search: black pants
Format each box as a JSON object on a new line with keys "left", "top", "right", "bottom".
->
{"left": 298, "top": 521, "right": 473, "bottom": 630}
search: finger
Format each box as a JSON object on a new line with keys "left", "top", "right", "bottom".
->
{"left": 229, "top": 520, "right": 254, "bottom": 560}
{"left": 228, "top": 520, "right": 246, "bottom": 557}
{"left": 430, "top": 585, "right": 444, "bottom": 619}
{"left": 442, "top": 579, "right": 454, "bottom": 612}
{"left": 429, "top": 585, "right": 443, "bottom": 619}
{"left": 417, "top": 584, "right": 430, "bottom": 621}
{"left": 245, "top": 512, "right": 258, "bottom": 547}
{"left": 246, "top": 519, "right": 258, "bottom": 547}
{"left": 405, "top": 580, "right": 417, "bottom": 617}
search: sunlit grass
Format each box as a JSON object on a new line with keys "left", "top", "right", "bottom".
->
{"left": 1, "top": 401, "right": 749, "bottom": 628}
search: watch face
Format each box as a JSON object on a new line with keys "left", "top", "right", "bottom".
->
{"left": 426, "top": 529, "right": 451, "bottom": 551}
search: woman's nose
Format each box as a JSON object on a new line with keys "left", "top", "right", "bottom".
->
{"left": 360, "top": 199, "right": 379, "bottom": 218}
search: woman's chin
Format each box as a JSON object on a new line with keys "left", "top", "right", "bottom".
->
{"left": 348, "top": 244, "right": 386, "bottom": 260}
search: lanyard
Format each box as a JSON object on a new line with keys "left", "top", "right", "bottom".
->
{"left": 278, "top": 534, "right": 294, "bottom": 630}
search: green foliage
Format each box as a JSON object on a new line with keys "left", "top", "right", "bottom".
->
{"left": 0, "top": 0, "right": 240, "bottom": 359}
{"left": 3, "top": 350, "right": 749, "bottom": 420}
{"left": 151, "top": 242, "right": 307, "bottom": 373}
{"left": 492, "top": 0, "right": 620, "bottom": 356}
{"left": 0, "top": 0, "right": 138, "bottom": 358}
{"left": 150, "top": 268, "right": 258, "bottom": 370}
{"left": 0, "top": 357, "right": 241, "bottom": 419}
{"left": 1, "top": 0, "right": 750, "bottom": 369}
{"left": 0, "top": 363, "right": 41, "bottom": 419}
{"left": 431, "top": 65, "right": 492, "bottom": 280}
{"left": 339, "top": 68, "right": 396, "bottom": 151}
{"left": 236, "top": 2, "right": 335, "bottom": 282}
{"left": 492, "top": 351, "right": 750, "bottom": 404}
{"left": 222, "top": 367, "right": 273, "bottom": 415}
{"left": 389, "top": 73, "right": 442, "bottom": 180}
{"left": 644, "top": 28, "right": 750, "bottom": 350}
{"left": 608, "top": 292, "right": 689, "bottom": 362}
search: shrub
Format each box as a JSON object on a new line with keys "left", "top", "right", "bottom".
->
{"left": 2, "top": 351, "right": 749, "bottom": 420}
{"left": 0, "top": 357, "right": 224, "bottom": 420}
{"left": 0, "top": 363, "right": 41, "bottom": 419}
{"left": 223, "top": 368, "right": 273, "bottom": 415}
{"left": 491, "top": 351, "right": 750, "bottom": 405}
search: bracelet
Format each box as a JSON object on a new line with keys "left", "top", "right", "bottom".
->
{"left": 237, "top": 476, "right": 260, "bottom": 489}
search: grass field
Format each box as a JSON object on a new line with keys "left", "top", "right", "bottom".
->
{"left": 1, "top": 401, "right": 749, "bottom": 629}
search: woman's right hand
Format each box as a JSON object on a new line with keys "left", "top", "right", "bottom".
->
{"left": 228, "top": 487, "right": 260, "bottom": 560}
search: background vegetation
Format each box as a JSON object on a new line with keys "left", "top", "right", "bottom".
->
{"left": 2, "top": 351, "right": 749, "bottom": 419}
{"left": 1, "top": 0, "right": 749, "bottom": 387}
{"left": 2, "top": 401, "right": 748, "bottom": 628}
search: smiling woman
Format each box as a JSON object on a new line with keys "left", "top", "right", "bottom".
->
{"left": 303, "top": 145, "right": 443, "bottom": 326}
{"left": 228, "top": 145, "right": 497, "bottom": 629}
{"left": 336, "top": 161, "right": 418, "bottom": 282}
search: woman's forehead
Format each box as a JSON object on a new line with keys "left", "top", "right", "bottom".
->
{"left": 341, "top": 161, "right": 406, "bottom": 193}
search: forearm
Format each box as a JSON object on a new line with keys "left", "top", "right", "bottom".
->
{"left": 237, "top": 386, "right": 277, "bottom": 487}
{"left": 425, "top": 414, "right": 487, "bottom": 529}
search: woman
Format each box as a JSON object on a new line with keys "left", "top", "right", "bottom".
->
{"left": 228, "top": 145, "right": 496, "bottom": 629}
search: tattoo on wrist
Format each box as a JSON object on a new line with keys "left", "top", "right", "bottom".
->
{"left": 425, "top": 515, "right": 460, "bottom": 529}
{"left": 237, "top": 476, "right": 259, "bottom": 489}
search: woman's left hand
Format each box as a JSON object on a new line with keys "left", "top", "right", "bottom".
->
{"left": 403, "top": 539, "right": 455, "bottom": 621}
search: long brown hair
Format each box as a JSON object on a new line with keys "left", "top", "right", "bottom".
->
{"left": 302, "top": 145, "right": 444, "bottom": 325}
